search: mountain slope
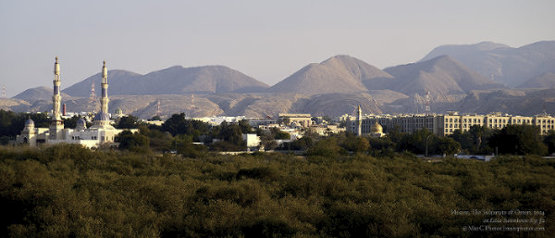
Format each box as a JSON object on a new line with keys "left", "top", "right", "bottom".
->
{"left": 13, "top": 86, "right": 72, "bottom": 102}
{"left": 63, "top": 66, "right": 269, "bottom": 96}
{"left": 13, "top": 87, "right": 53, "bottom": 101}
{"left": 517, "top": 72, "right": 555, "bottom": 89}
{"left": 384, "top": 56, "right": 504, "bottom": 97}
{"left": 420, "top": 41, "right": 555, "bottom": 87}
{"left": 268, "top": 55, "right": 393, "bottom": 94}
{"left": 63, "top": 70, "right": 143, "bottom": 97}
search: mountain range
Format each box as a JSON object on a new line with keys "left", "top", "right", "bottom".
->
{"left": 421, "top": 41, "right": 555, "bottom": 87}
{"left": 3, "top": 40, "right": 555, "bottom": 119}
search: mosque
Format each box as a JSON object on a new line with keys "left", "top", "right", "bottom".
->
{"left": 16, "top": 57, "right": 128, "bottom": 148}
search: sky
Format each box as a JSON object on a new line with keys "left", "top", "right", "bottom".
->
{"left": 1, "top": 0, "right": 554, "bottom": 97}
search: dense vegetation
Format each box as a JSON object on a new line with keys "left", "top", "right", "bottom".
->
{"left": 1, "top": 144, "right": 553, "bottom": 237}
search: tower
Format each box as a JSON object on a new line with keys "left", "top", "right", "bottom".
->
{"left": 101, "top": 61, "right": 109, "bottom": 116}
{"left": 1, "top": 85, "right": 6, "bottom": 98}
{"left": 356, "top": 104, "right": 362, "bottom": 136}
{"left": 92, "top": 61, "right": 112, "bottom": 128}
{"left": 49, "top": 57, "right": 64, "bottom": 140}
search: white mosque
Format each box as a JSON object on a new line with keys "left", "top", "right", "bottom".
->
{"left": 16, "top": 57, "right": 129, "bottom": 148}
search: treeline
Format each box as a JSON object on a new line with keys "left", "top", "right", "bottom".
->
{"left": 0, "top": 144, "right": 553, "bottom": 237}
{"left": 2, "top": 110, "right": 554, "bottom": 156}
{"left": 114, "top": 113, "right": 555, "bottom": 156}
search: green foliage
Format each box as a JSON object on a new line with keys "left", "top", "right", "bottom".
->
{"left": 172, "top": 135, "right": 207, "bottom": 158}
{"left": 63, "top": 115, "right": 81, "bottom": 128}
{"left": 306, "top": 137, "right": 342, "bottom": 157}
{"left": 544, "top": 131, "right": 555, "bottom": 154}
{"left": 489, "top": 125, "right": 548, "bottom": 155}
{"left": 116, "top": 131, "right": 150, "bottom": 153}
{"left": 450, "top": 126, "right": 494, "bottom": 154}
{"left": 1, "top": 145, "right": 554, "bottom": 237}
{"left": 116, "top": 115, "right": 139, "bottom": 129}
{"left": 0, "top": 110, "right": 50, "bottom": 140}
{"left": 161, "top": 113, "right": 211, "bottom": 139}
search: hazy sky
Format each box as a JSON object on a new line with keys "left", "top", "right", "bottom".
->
{"left": 1, "top": 0, "right": 554, "bottom": 97}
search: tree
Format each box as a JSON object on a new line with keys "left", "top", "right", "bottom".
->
{"left": 543, "top": 131, "right": 555, "bottom": 155}
{"left": 307, "top": 137, "right": 342, "bottom": 157}
{"left": 271, "top": 127, "right": 290, "bottom": 140}
{"left": 433, "top": 136, "right": 461, "bottom": 155}
{"left": 341, "top": 135, "right": 370, "bottom": 153}
{"left": 172, "top": 135, "right": 207, "bottom": 158}
{"left": 117, "top": 131, "right": 150, "bottom": 153}
{"left": 63, "top": 115, "right": 81, "bottom": 128}
{"left": 116, "top": 115, "right": 139, "bottom": 129}
{"left": 217, "top": 121, "right": 245, "bottom": 147}
{"left": 238, "top": 119, "right": 252, "bottom": 134}
{"left": 161, "top": 113, "right": 211, "bottom": 140}
{"left": 489, "top": 125, "right": 547, "bottom": 155}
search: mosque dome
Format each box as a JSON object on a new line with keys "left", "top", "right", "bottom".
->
{"left": 371, "top": 121, "right": 383, "bottom": 134}
{"left": 25, "top": 118, "right": 35, "bottom": 129}
{"left": 94, "top": 112, "right": 110, "bottom": 121}
{"left": 76, "top": 118, "right": 87, "bottom": 130}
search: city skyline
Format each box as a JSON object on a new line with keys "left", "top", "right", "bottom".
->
{"left": 1, "top": 0, "right": 555, "bottom": 97}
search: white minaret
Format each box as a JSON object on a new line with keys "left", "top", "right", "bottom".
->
{"left": 100, "top": 61, "right": 109, "bottom": 116}
{"left": 93, "top": 61, "right": 112, "bottom": 128}
{"left": 49, "top": 57, "right": 64, "bottom": 140}
{"left": 357, "top": 104, "right": 362, "bottom": 136}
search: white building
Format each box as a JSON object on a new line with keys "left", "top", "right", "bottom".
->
{"left": 16, "top": 58, "right": 131, "bottom": 148}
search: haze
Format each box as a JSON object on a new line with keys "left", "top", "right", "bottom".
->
{"left": 1, "top": 0, "right": 554, "bottom": 97}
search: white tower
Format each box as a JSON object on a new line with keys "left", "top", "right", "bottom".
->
{"left": 49, "top": 57, "right": 64, "bottom": 140}
{"left": 93, "top": 61, "right": 112, "bottom": 128}
{"left": 356, "top": 104, "right": 362, "bottom": 136}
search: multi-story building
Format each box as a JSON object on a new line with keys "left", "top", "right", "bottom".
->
{"left": 346, "top": 111, "right": 555, "bottom": 137}
{"left": 534, "top": 115, "right": 555, "bottom": 135}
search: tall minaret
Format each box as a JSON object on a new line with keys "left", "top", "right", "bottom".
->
{"left": 356, "top": 104, "right": 362, "bottom": 136}
{"left": 93, "top": 61, "right": 111, "bottom": 128}
{"left": 100, "top": 61, "right": 109, "bottom": 116}
{"left": 49, "top": 57, "right": 64, "bottom": 140}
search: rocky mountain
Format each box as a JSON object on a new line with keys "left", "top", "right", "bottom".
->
{"left": 383, "top": 56, "right": 504, "bottom": 97}
{"left": 7, "top": 41, "right": 555, "bottom": 119}
{"left": 420, "top": 41, "right": 555, "bottom": 87}
{"left": 63, "top": 70, "right": 142, "bottom": 97}
{"left": 517, "top": 72, "right": 555, "bottom": 89}
{"left": 63, "top": 66, "right": 269, "bottom": 96}
{"left": 455, "top": 88, "right": 555, "bottom": 115}
{"left": 268, "top": 55, "right": 393, "bottom": 94}
{"left": 13, "top": 87, "right": 61, "bottom": 102}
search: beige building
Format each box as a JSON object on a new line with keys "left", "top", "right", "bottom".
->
{"left": 346, "top": 111, "right": 555, "bottom": 137}
{"left": 278, "top": 113, "right": 312, "bottom": 128}
{"left": 534, "top": 115, "right": 555, "bottom": 135}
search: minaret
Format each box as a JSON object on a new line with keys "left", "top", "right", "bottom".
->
{"left": 100, "top": 61, "right": 109, "bottom": 116}
{"left": 49, "top": 57, "right": 64, "bottom": 140}
{"left": 93, "top": 61, "right": 112, "bottom": 128}
{"left": 356, "top": 104, "right": 362, "bottom": 136}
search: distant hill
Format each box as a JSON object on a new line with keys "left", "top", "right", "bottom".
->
{"left": 517, "top": 72, "right": 555, "bottom": 89}
{"left": 384, "top": 56, "right": 504, "bottom": 97}
{"left": 456, "top": 88, "right": 555, "bottom": 115}
{"left": 13, "top": 86, "right": 72, "bottom": 102}
{"left": 63, "top": 70, "right": 142, "bottom": 97}
{"left": 268, "top": 55, "right": 393, "bottom": 94}
{"left": 420, "top": 41, "right": 555, "bottom": 87}
{"left": 63, "top": 66, "right": 269, "bottom": 96}
{"left": 13, "top": 87, "right": 54, "bottom": 102}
